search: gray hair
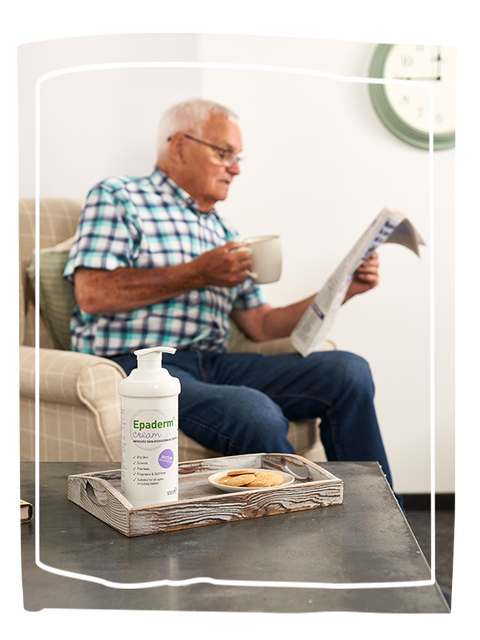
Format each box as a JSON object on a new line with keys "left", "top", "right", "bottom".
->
{"left": 156, "top": 98, "right": 239, "bottom": 158}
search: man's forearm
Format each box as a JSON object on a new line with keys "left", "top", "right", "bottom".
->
{"left": 74, "top": 263, "right": 204, "bottom": 314}
{"left": 73, "top": 241, "right": 253, "bottom": 315}
{"left": 262, "top": 297, "right": 316, "bottom": 339}
{"left": 232, "top": 295, "right": 316, "bottom": 342}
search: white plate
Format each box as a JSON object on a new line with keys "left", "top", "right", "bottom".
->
{"left": 208, "top": 469, "right": 295, "bottom": 493}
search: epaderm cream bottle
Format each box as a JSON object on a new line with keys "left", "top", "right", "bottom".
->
{"left": 119, "top": 346, "right": 181, "bottom": 508}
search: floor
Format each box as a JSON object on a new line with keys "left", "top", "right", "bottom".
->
{"left": 405, "top": 509, "right": 455, "bottom": 592}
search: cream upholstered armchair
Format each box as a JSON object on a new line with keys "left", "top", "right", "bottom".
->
{"left": 19, "top": 198, "right": 330, "bottom": 463}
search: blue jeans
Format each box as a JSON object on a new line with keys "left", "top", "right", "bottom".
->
{"left": 111, "top": 349, "right": 399, "bottom": 500}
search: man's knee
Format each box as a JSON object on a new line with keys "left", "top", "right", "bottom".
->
{"left": 339, "top": 351, "right": 374, "bottom": 388}
{"left": 308, "top": 350, "right": 375, "bottom": 397}
{"left": 228, "top": 386, "right": 288, "bottom": 429}
{"left": 223, "top": 386, "right": 294, "bottom": 453}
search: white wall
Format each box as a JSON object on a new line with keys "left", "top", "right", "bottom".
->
{"left": 18, "top": 33, "right": 203, "bottom": 197}
{"left": 18, "top": 33, "right": 455, "bottom": 494}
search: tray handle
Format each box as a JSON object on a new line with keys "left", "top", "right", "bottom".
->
{"left": 75, "top": 475, "right": 133, "bottom": 511}
{"left": 262, "top": 454, "right": 319, "bottom": 481}
{"left": 85, "top": 479, "right": 109, "bottom": 506}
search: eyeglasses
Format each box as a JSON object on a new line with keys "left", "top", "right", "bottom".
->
{"left": 168, "top": 133, "right": 243, "bottom": 167}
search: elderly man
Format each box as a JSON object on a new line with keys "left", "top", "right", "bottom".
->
{"left": 64, "top": 98, "right": 398, "bottom": 498}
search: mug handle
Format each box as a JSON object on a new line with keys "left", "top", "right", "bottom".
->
{"left": 235, "top": 245, "right": 257, "bottom": 279}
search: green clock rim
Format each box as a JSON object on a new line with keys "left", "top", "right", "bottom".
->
{"left": 368, "top": 43, "right": 455, "bottom": 150}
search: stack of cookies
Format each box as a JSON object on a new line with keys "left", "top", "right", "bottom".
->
{"left": 218, "top": 468, "right": 285, "bottom": 488}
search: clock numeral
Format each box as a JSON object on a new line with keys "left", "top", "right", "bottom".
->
{"left": 416, "top": 107, "right": 424, "bottom": 120}
{"left": 435, "top": 111, "right": 445, "bottom": 124}
{"left": 399, "top": 54, "right": 414, "bottom": 66}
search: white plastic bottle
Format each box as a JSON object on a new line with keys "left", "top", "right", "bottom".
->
{"left": 119, "top": 346, "right": 181, "bottom": 508}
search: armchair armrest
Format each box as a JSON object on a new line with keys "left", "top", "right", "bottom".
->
{"left": 229, "top": 335, "right": 336, "bottom": 355}
{"left": 20, "top": 345, "right": 126, "bottom": 460}
{"left": 20, "top": 345, "right": 125, "bottom": 403}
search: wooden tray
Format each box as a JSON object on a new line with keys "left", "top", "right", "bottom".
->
{"left": 67, "top": 453, "right": 343, "bottom": 537}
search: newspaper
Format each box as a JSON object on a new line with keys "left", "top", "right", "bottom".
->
{"left": 290, "top": 205, "right": 425, "bottom": 357}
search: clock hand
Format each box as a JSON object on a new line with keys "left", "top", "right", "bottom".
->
{"left": 403, "top": 46, "right": 444, "bottom": 81}
{"left": 402, "top": 76, "right": 442, "bottom": 81}
{"left": 436, "top": 46, "right": 443, "bottom": 80}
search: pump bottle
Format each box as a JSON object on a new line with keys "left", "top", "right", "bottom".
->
{"left": 119, "top": 346, "right": 181, "bottom": 508}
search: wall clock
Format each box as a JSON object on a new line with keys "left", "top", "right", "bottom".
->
{"left": 368, "top": 44, "right": 456, "bottom": 150}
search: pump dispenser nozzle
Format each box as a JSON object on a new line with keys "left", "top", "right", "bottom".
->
{"left": 119, "top": 346, "right": 181, "bottom": 395}
{"left": 134, "top": 346, "right": 176, "bottom": 371}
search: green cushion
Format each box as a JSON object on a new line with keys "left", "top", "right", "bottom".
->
{"left": 26, "top": 237, "right": 76, "bottom": 350}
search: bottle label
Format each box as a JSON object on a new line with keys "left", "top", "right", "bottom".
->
{"left": 130, "top": 409, "right": 175, "bottom": 450}
{"left": 121, "top": 400, "right": 178, "bottom": 506}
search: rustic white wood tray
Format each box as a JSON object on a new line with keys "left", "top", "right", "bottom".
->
{"left": 67, "top": 453, "right": 343, "bottom": 537}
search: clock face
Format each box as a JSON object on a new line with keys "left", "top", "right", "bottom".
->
{"left": 369, "top": 44, "right": 456, "bottom": 149}
{"left": 383, "top": 41, "right": 459, "bottom": 134}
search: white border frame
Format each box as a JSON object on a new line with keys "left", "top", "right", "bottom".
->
{"left": 35, "top": 60, "right": 435, "bottom": 592}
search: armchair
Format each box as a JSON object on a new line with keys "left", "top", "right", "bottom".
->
{"left": 19, "top": 198, "right": 330, "bottom": 462}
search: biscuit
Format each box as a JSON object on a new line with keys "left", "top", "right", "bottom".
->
{"left": 245, "top": 471, "right": 284, "bottom": 487}
{"left": 227, "top": 469, "right": 258, "bottom": 476}
{"left": 218, "top": 473, "right": 256, "bottom": 486}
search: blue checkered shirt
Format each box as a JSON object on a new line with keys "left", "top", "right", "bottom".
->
{"left": 64, "top": 167, "right": 267, "bottom": 355}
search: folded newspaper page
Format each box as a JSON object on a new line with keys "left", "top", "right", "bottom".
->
{"left": 290, "top": 205, "right": 425, "bottom": 357}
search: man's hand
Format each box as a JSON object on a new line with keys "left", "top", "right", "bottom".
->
{"left": 343, "top": 251, "right": 380, "bottom": 303}
{"left": 195, "top": 241, "right": 252, "bottom": 287}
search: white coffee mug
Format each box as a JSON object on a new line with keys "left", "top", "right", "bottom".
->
{"left": 242, "top": 234, "right": 282, "bottom": 284}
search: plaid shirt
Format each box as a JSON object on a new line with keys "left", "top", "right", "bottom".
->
{"left": 64, "top": 167, "right": 266, "bottom": 355}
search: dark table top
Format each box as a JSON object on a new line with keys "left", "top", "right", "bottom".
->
{"left": 20, "top": 461, "right": 449, "bottom": 613}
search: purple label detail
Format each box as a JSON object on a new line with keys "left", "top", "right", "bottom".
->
{"left": 158, "top": 449, "right": 174, "bottom": 469}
